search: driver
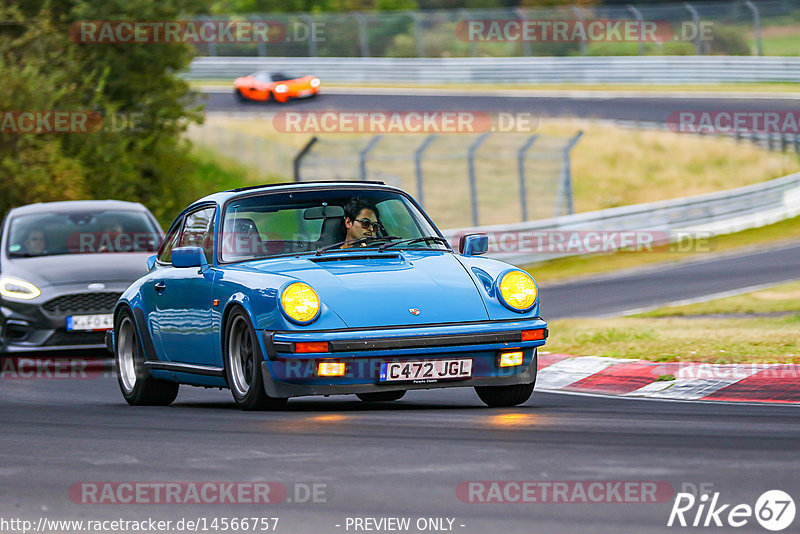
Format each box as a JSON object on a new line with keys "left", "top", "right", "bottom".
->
{"left": 341, "top": 197, "right": 381, "bottom": 248}
{"left": 21, "top": 228, "right": 47, "bottom": 255}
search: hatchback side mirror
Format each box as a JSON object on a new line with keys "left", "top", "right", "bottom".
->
{"left": 171, "top": 246, "right": 208, "bottom": 269}
{"left": 459, "top": 233, "right": 489, "bottom": 256}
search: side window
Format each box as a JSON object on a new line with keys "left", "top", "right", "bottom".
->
{"left": 179, "top": 207, "right": 216, "bottom": 263}
{"left": 157, "top": 221, "right": 182, "bottom": 264}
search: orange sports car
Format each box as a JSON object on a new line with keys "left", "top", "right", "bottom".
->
{"left": 234, "top": 72, "right": 320, "bottom": 103}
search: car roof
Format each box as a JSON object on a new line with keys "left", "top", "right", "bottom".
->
{"left": 193, "top": 181, "right": 399, "bottom": 207}
{"left": 7, "top": 200, "right": 149, "bottom": 217}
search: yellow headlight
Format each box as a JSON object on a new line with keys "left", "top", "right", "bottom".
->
{"left": 0, "top": 277, "right": 41, "bottom": 300}
{"left": 499, "top": 271, "right": 537, "bottom": 311}
{"left": 281, "top": 282, "right": 320, "bottom": 323}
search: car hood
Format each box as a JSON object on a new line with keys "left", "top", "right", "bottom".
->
{"left": 241, "top": 251, "right": 489, "bottom": 328}
{"left": 3, "top": 253, "right": 153, "bottom": 287}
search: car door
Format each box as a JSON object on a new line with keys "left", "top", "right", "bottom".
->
{"left": 151, "top": 205, "right": 219, "bottom": 366}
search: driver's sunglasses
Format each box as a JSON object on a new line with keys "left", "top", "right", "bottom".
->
{"left": 355, "top": 218, "right": 381, "bottom": 231}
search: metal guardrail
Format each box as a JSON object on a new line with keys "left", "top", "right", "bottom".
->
{"left": 440, "top": 171, "right": 800, "bottom": 266}
{"left": 187, "top": 56, "right": 800, "bottom": 84}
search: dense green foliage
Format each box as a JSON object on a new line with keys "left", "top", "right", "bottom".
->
{"left": 0, "top": 1, "right": 254, "bottom": 226}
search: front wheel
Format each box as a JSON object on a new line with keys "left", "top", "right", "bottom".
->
{"left": 234, "top": 89, "right": 247, "bottom": 102}
{"left": 475, "top": 382, "right": 535, "bottom": 407}
{"left": 115, "top": 309, "right": 179, "bottom": 406}
{"left": 224, "top": 308, "right": 287, "bottom": 411}
{"left": 356, "top": 391, "right": 406, "bottom": 402}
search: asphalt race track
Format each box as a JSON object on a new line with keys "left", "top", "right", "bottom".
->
{"left": 203, "top": 89, "right": 800, "bottom": 124}
{"left": 1, "top": 372, "right": 799, "bottom": 534}
{"left": 542, "top": 241, "right": 800, "bottom": 318}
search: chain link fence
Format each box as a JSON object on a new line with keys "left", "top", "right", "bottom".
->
{"left": 193, "top": 0, "right": 800, "bottom": 58}
{"left": 294, "top": 132, "right": 583, "bottom": 229}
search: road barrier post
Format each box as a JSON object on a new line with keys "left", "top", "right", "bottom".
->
{"left": 517, "top": 135, "right": 539, "bottom": 222}
{"left": 745, "top": 0, "right": 763, "bottom": 56}
{"left": 293, "top": 137, "right": 319, "bottom": 182}
{"left": 468, "top": 133, "right": 490, "bottom": 226}
{"left": 359, "top": 135, "right": 383, "bottom": 181}
{"left": 557, "top": 131, "right": 584, "bottom": 216}
{"left": 414, "top": 134, "right": 438, "bottom": 208}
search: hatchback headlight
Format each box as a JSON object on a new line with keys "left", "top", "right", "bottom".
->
{"left": 0, "top": 277, "right": 41, "bottom": 300}
{"left": 310, "top": 78, "right": 320, "bottom": 88}
{"left": 280, "top": 282, "right": 320, "bottom": 324}
{"left": 274, "top": 84, "right": 289, "bottom": 94}
{"left": 497, "top": 270, "right": 537, "bottom": 312}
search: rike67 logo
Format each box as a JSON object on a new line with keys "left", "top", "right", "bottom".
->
{"left": 668, "top": 489, "right": 795, "bottom": 531}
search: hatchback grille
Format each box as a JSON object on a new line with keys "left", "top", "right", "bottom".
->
{"left": 42, "top": 292, "right": 122, "bottom": 314}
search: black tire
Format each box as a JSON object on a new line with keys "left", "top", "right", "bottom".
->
{"left": 475, "top": 382, "right": 535, "bottom": 408}
{"left": 115, "top": 308, "right": 179, "bottom": 406}
{"left": 475, "top": 350, "right": 537, "bottom": 407}
{"left": 356, "top": 391, "right": 406, "bottom": 402}
{"left": 234, "top": 89, "right": 247, "bottom": 102}
{"left": 224, "top": 307, "right": 287, "bottom": 411}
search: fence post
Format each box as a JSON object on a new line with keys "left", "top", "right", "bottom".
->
{"left": 627, "top": 5, "right": 646, "bottom": 56}
{"left": 302, "top": 15, "right": 317, "bottom": 57}
{"left": 293, "top": 136, "right": 318, "bottom": 182}
{"left": 414, "top": 134, "right": 438, "bottom": 208}
{"left": 683, "top": 2, "right": 702, "bottom": 54}
{"left": 359, "top": 135, "right": 382, "bottom": 181}
{"left": 558, "top": 131, "right": 584, "bottom": 216}
{"left": 467, "top": 133, "right": 490, "bottom": 226}
{"left": 517, "top": 135, "right": 539, "bottom": 222}
{"left": 514, "top": 8, "right": 532, "bottom": 56}
{"left": 409, "top": 11, "right": 425, "bottom": 57}
{"left": 571, "top": 6, "right": 588, "bottom": 56}
{"left": 744, "top": 0, "right": 763, "bottom": 56}
{"left": 353, "top": 13, "right": 370, "bottom": 57}
{"left": 459, "top": 9, "right": 477, "bottom": 57}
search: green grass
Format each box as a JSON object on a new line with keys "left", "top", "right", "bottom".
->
{"left": 635, "top": 280, "right": 800, "bottom": 317}
{"left": 527, "top": 214, "right": 800, "bottom": 285}
{"left": 546, "top": 315, "right": 800, "bottom": 364}
{"left": 546, "top": 278, "right": 800, "bottom": 364}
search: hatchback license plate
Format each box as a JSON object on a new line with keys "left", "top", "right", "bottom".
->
{"left": 379, "top": 358, "right": 472, "bottom": 383}
{"left": 67, "top": 314, "right": 113, "bottom": 331}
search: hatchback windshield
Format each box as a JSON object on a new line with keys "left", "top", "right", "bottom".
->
{"left": 221, "top": 189, "right": 448, "bottom": 262}
{"left": 6, "top": 210, "right": 161, "bottom": 257}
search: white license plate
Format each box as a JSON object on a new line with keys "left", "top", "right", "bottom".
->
{"left": 379, "top": 358, "right": 473, "bottom": 383}
{"left": 66, "top": 314, "right": 113, "bottom": 331}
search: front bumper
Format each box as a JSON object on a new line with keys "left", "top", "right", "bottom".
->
{"left": 259, "top": 318, "right": 546, "bottom": 398}
{"left": 1, "top": 285, "right": 126, "bottom": 355}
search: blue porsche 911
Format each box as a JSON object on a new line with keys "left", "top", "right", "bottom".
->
{"left": 108, "top": 181, "right": 548, "bottom": 409}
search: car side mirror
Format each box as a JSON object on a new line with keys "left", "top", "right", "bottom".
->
{"left": 459, "top": 233, "right": 489, "bottom": 256}
{"left": 171, "top": 246, "right": 208, "bottom": 269}
{"left": 146, "top": 255, "right": 157, "bottom": 271}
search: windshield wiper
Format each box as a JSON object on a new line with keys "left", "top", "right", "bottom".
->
{"left": 378, "top": 236, "right": 450, "bottom": 251}
{"left": 316, "top": 236, "right": 400, "bottom": 255}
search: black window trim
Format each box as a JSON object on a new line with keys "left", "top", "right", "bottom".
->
{"left": 216, "top": 184, "right": 451, "bottom": 266}
{"left": 156, "top": 201, "right": 218, "bottom": 267}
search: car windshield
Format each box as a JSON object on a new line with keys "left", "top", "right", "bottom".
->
{"left": 221, "top": 189, "right": 449, "bottom": 262}
{"left": 270, "top": 72, "right": 292, "bottom": 82}
{"left": 6, "top": 210, "right": 161, "bottom": 257}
